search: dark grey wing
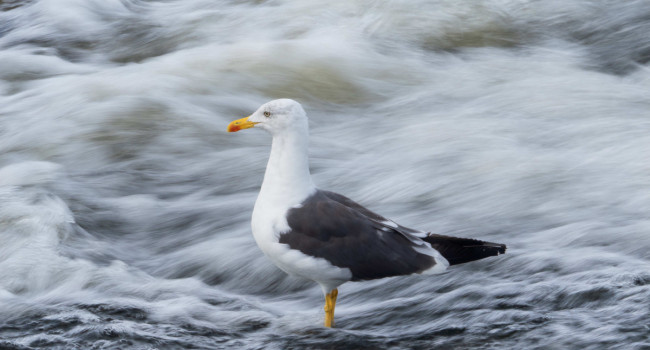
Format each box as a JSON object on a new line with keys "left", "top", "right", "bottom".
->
{"left": 319, "top": 190, "right": 389, "bottom": 222}
{"left": 290, "top": 190, "right": 507, "bottom": 269}
{"left": 280, "top": 190, "right": 438, "bottom": 281}
{"left": 321, "top": 190, "right": 430, "bottom": 239}
{"left": 323, "top": 191, "right": 507, "bottom": 265}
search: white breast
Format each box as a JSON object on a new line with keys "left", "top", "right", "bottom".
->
{"left": 251, "top": 195, "right": 352, "bottom": 293}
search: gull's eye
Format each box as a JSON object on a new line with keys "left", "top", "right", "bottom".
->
{"left": 263, "top": 111, "right": 271, "bottom": 118}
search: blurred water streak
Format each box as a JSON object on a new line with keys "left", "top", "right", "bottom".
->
{"left": 1, "top": 0, "right": 649, "bottom": 348}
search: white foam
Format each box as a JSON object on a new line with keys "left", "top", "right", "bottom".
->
{"left": 0, "top": 161, "right": 62, "bottom": 187}
{"left": 1, "top": 0, "right": 650, "bottom": 346}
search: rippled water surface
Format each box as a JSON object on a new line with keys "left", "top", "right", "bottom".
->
{"left": 1, "top": 0, "right": 650, "bottom": 349}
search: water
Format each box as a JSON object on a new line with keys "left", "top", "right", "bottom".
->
{"left": 1, "top": 0, "right": 649, "bottom": 348}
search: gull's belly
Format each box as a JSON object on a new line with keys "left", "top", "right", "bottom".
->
{"left": 251, "top": 211, "right": 351, "bottom": 289}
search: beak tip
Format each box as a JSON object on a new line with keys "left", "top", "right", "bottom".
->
{"left": 227, "top": 120, "right": 243, "bottom": 132}
{"left": 227, "top": 116, "right": 256, "bottom": 133}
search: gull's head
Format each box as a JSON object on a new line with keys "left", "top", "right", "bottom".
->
{"left": 227, "top": 99, "right": 307, "bottom": 135}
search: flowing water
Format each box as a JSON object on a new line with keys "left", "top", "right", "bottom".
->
{"left": 1, "top": 0, "right": 650, "bottom": 349}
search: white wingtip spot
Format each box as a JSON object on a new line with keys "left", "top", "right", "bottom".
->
{"left": 381, "top": 220, "right": 398, "bottom": 229}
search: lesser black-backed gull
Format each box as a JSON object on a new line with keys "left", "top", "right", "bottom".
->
{"left": 227, "top": 99, "right": 506, "bottom": 327}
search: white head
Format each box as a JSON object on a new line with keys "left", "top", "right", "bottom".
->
{"left": 227, "top": 99, "right": 308, "bottom": 136}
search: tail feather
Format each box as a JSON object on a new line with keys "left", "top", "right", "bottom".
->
{"left": 423, "top": 233, "right": 506, "bottom": 266}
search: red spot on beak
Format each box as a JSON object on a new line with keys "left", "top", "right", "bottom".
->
{"left": 227, "top": 116, "right": 256, "bottom": 132}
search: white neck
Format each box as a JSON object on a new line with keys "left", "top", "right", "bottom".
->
{"left": 257, "top": 127, "right": 316, "bottom": 208}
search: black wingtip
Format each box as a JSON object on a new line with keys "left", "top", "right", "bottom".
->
{"left": 424, "top": 234, "right": 507, "bottom": 266}
{"left": 483, "top": 242, "right": 507, "bottom": 255}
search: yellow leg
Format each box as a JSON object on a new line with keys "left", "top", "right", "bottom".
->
{"left": 323, "top": 288, "right": 338, "bottom": 328}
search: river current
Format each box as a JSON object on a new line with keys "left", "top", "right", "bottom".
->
{"left": 1, "top": 1, "right": 649, "bottom": 349}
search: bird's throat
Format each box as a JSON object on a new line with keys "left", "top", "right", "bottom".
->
{"left": 259, "top": 132, "right": 315, "bottom": 207}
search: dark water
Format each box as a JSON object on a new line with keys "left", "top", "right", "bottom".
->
{"left": 1, "top": 0, "right": 650, "bottom": 349}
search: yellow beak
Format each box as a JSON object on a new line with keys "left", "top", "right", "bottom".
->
{"left": 227, "top": 116, "right": 259, "bottom": 132}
